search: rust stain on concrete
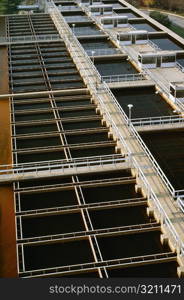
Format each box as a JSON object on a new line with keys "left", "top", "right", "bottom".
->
{"left": 0, "top": 17, "right": 17, "bottom": 277}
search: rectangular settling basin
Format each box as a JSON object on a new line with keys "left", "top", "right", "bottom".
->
{"left": 21, "top": 212, "right": 85, "bottom": 238}
{"left": 80, "top": 38, "right": 115, "bottom": 50}
{"left": 131, "top": 22, "right": 159, "bottom": 32}
{"left": 141, "top": 129, "right": 184, "bottom": 190}
{"left": 112, "top": 87, "right": 174, "bottom": 119}
{"left": 19, "top": 188, "right": 78, "bottom": 211}
{"left": 95, "top": 58, "right": 138, "bottom": 76}
{"left": 97, "top": 231, "right": 170, "bottom": 260}
{"left": 82, "top": 183, "right": 141, "bottom": 204}
{"left": 150, "top": 37, "right": 183, "bottom": 51}
{"left": 89, "top": 205, "right": 152, "bottom": 229}
{"left": 107, "top": 261, "right": 178, "bottom": 277}
{"left": 23, "top": 239, "right": 94, "bottom": 271}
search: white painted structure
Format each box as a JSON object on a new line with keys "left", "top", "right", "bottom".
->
{"left": 117, "top": 30, "right": 148, "bottom": 45}
{"left": 89, "top": 4, "right": 113, "bottom": 15}
{"left": 170, "top": 81, "right": 184, "bottom": 102}
{"left": 80, "top": 0, "right": 102, "bottom": 4}
{"left": 101, "top": 16, "right": 128, "bottom": 28}
{"left": 138, "top": 51, "right": 177, "bottom": 69}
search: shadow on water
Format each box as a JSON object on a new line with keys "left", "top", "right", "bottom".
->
{"left": 141, "top": 130, "right": 184, "bottom": 190}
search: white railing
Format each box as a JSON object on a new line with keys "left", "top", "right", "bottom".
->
{"left": 58, "top": 5, "right": 81, "bottom": 11}
{"left": 129, "top": 123, "right": 176, "bottom": 197}
{"left": 86, "top": 48, "right": 121, "bottom": 56}
{"left": 102, "top": 73, "right": 145, "bottom": 83}
{"left": 176, "top": 97, "right": 184, "bottom": 108}
{"left": 72, "top": 27, "right": 103, "bottom": 36}
{"left": 132, "top": 156, "right": 184, "bottom": 255}
{"left": 131, "top": 115, "right": 184, "bottom": 128}
{"left": 177, "top": 197, "right": 184, "bottom": 212}
{"left": 0, "top": 34, "right": 62, "bottom": 44}
{"left": 176, "top": 61, "right": 184, "bottom": 73}
{"left": 0, "top": 154, "right": 128, "bottom": 177}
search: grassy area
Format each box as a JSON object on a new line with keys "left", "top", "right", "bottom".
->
{"left": 0, "top": 0, "right": 22, "bottom": 14}
{"left": 169, "top": 23, "right": 184, "bottom": 38}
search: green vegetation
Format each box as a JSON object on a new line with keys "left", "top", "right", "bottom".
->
{"left": 149, "top": 11, "right": 172, "bottom": 27}
{"left": 150, "top": 10, "right": 184, "bottom": 38}
{"left": 169, "top": 23, "right": 184, "bottom": 38}
{"left": 0, "top": 0, "right": 22, "bottom": 14}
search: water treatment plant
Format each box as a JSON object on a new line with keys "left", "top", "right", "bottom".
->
{"left": 0, "top": 0, "right": 184, "bottom": 278}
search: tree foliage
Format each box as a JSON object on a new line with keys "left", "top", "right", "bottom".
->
{"left": 142, "top": 0, "right": 155, "bottom": 7}
{"left": 150, "top": 11, "right": 172, "bottom": 27}
{"left": 0, "top": 0, "right": 22, "bottom": 14}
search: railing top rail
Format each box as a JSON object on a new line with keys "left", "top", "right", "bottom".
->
{"left": 131, "top": 115, "right": 184, "bottom": 122}
{"left": 0, "top": 153, "right": 125, "bottom": 171}
{"left": 102, "top": 73, "right": 145, "bottom": 82}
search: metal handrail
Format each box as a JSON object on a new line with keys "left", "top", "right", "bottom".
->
{"left": 177, "top": 197, "right": 184, "bottom": 212}
{"left": 86, "top": 48, "right": 121, "bottom": 56}
{"left": 0, "top": 34, "right": 62, "bottom": 45}
{"left": 102, "top": 73, "right": 145, "bottom": 83}
{"left": 0, "top": 154, "right": 128, "bottom": 175}
{"left": 129, "top": 123, "right": 176, "bottom": 197}
{"left": 72, "top": 27, "right": 103, "bottom": 36}
{"left": 17, "top": 222, "right": 159, "bottom": 243}
{"left": 17, "top": 175, "right": 134, "bottom": 192}
{"left": 131, "top": 115, "right": 184, "bottom": 127}
{"left": 147, "top": 39, "right": 162, "bottom": 51}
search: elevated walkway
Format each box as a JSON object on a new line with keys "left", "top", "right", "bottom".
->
{"left": 0, "top": 154, "right": 130, "bottom": 184}
{"left": 132, "top": 115, "right": 184, "bottom": 132}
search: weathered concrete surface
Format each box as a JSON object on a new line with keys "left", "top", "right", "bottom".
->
{"left": 0, "top": 17, "right": 17, "bottom": 278}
